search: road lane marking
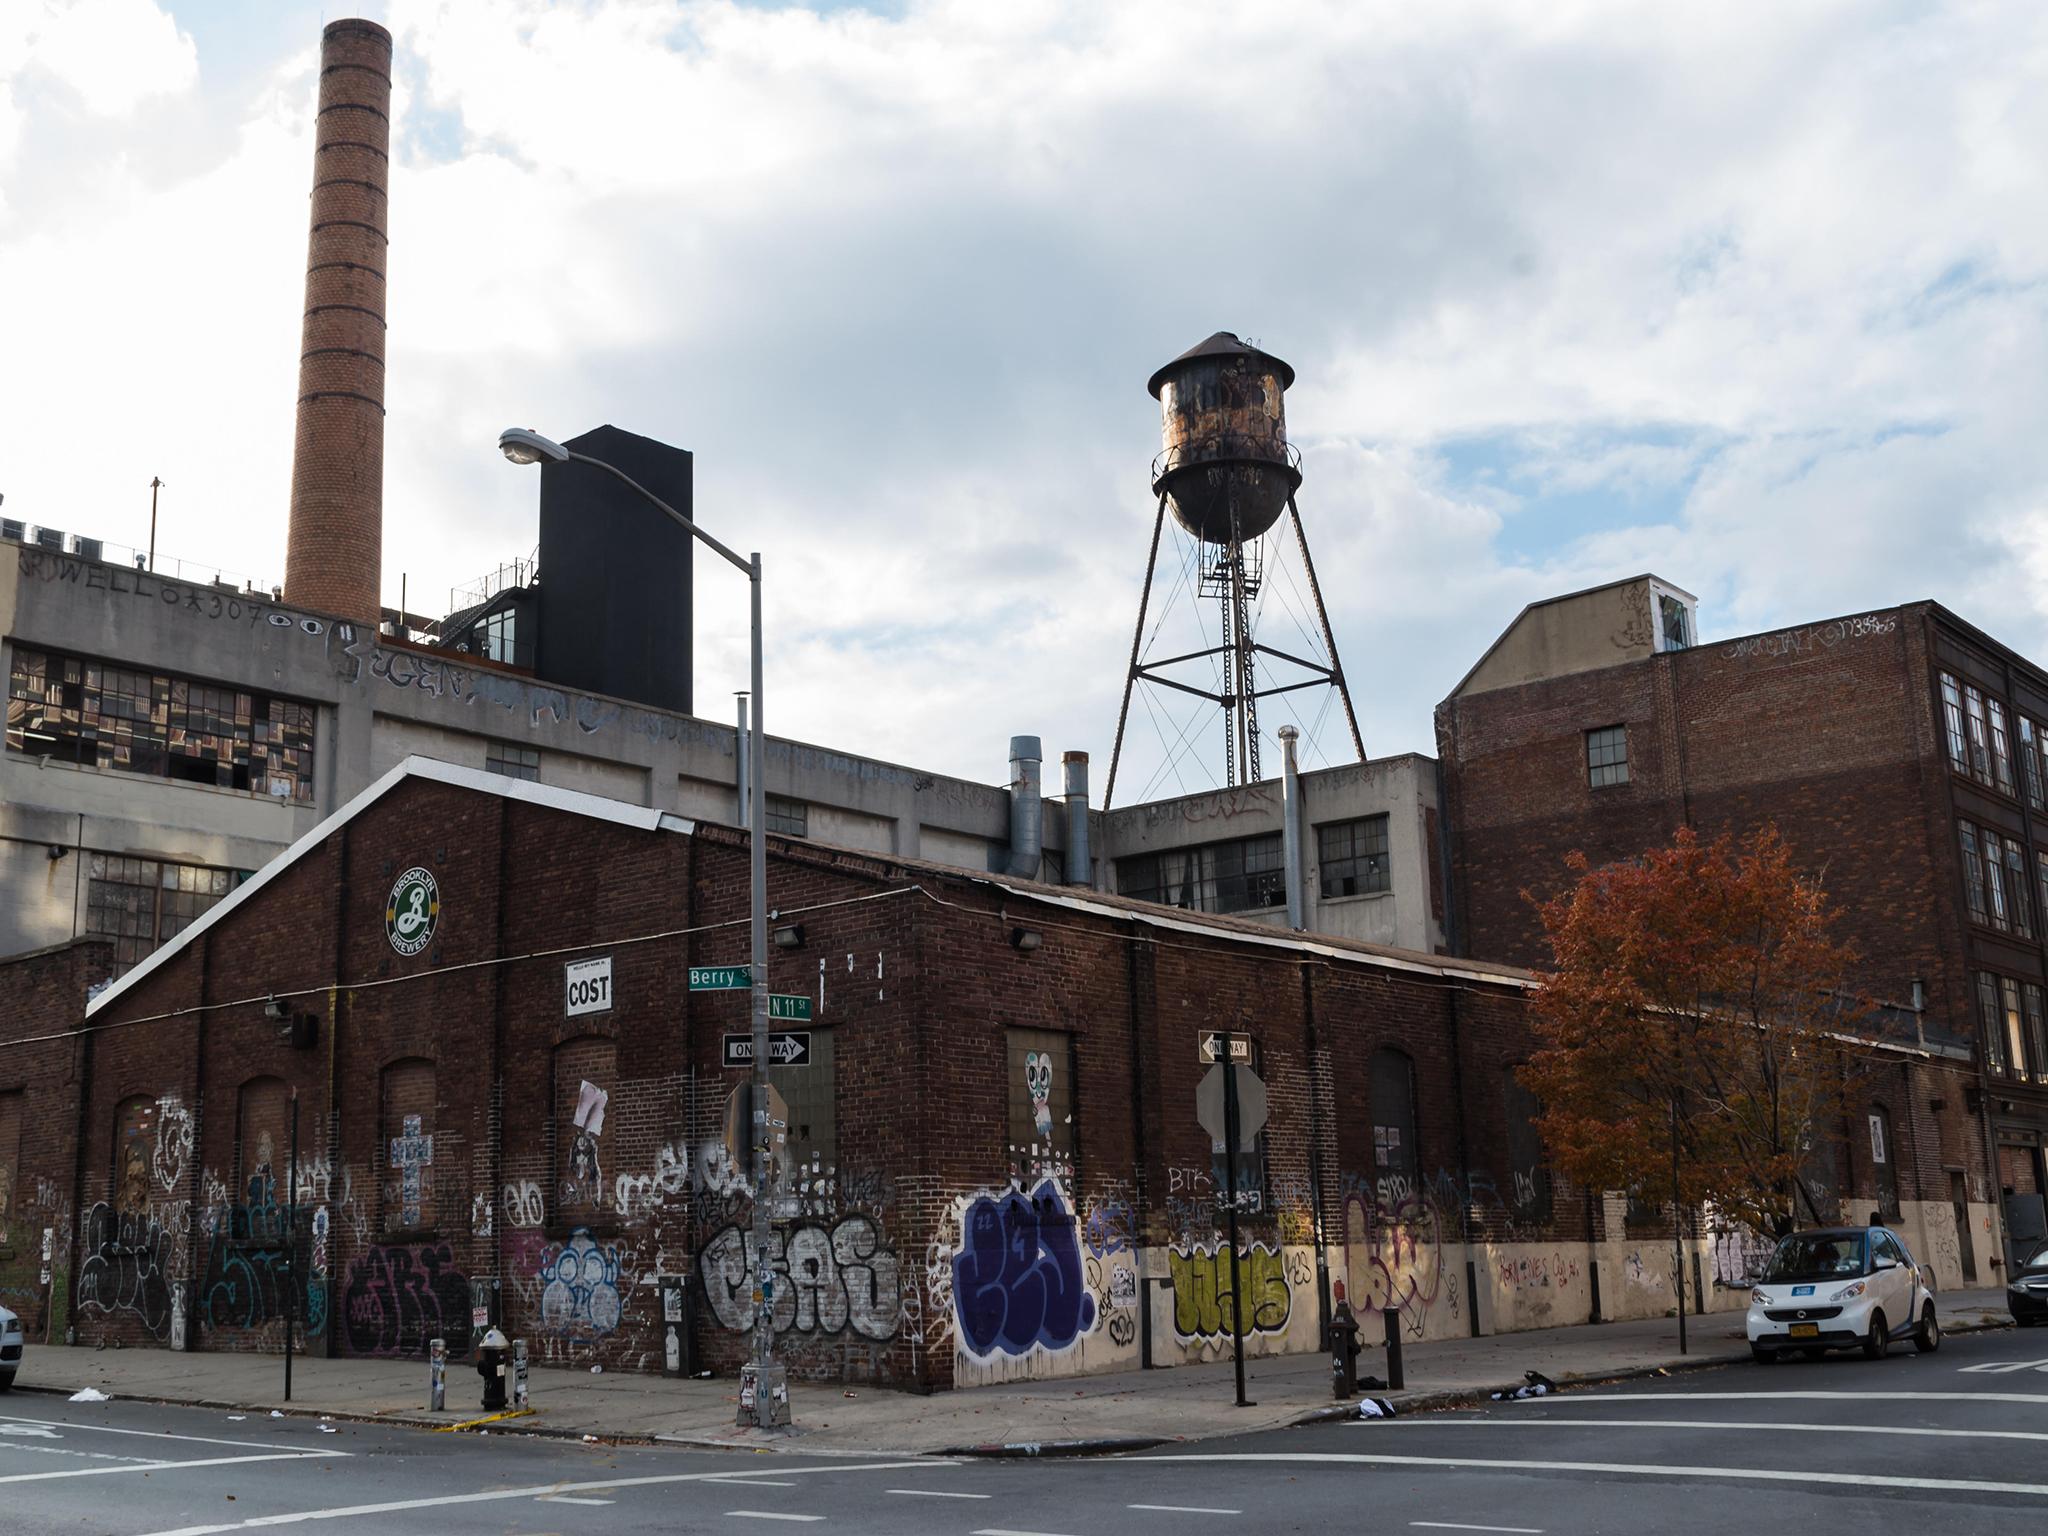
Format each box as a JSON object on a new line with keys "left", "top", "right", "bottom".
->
{"left": 0, "top": 1451, "right": 346, "bottom": 1485}
{"left": 1130, "top": 1504, "right": 1242, "bottom": 1513}
{"left": 1361, "top": 1417, "right": 2048, "bottom": 1444}
{"left": 1489, "top": 1390, "right": 2048, "bottom": 1406}
{"left": 888, "top": 1489, "right": 991, "bottom": 1499}
{"left": 135, "top": 1458, "right": 950, "bottom": 1535}
{"left": 1114, "top": 1452, "right": 2048, "bottom": 1499}
{"left": 705, "top": 1478, "right": 799, "bottom": 1487}
{"left": 0, "top": 1414, "right": 308, "bottom": 1451}
{"left": 725, "top": 1515, "right": 823, "bottom": 1524}
{"left": 972, "top": 1529, "right": 1083, "bottom": 1536}
{"left": 1412, "top": 1525, "right": 1544, "bottom": 1534}
{"left": 1959, "top": 1360, "right": 2048, "bottom": 1374}
{"left": 538, "top": 1496, "right": 615, "bottom": 1506}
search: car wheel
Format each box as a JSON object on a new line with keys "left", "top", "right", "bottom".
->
{"left": 1751, "top": 1343, "right": 1777, "bottom": 1364}
{"left": 1915, "top": 1303, "right": 1941, "bottom": 1354}
{"left": 1863, "top": 1309, "right": 1889, "bottom": 1360}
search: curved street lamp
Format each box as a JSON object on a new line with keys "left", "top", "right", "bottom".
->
{"left": 497, "top": 426, "right": 779, "bottom": 1425}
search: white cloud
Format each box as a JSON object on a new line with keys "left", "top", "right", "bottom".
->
{"left": 4, "top": 0, "right": 2046, "bottom": 795}
{"left": 11, "top": 0, "right": 198, "bottom": 117}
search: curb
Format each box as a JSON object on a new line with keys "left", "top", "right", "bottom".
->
{"left": 934, "top": 1435, "right": 1175, "bottom": 1459}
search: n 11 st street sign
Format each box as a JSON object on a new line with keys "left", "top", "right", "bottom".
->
{"left": 1198, "top": 1031, "right": 1252, "bottom": 1065}
{"left": 689, "top": 965, "right": 751, "bottom": 991}
{"left": 769, "top": 993, "right": 812, "bottom": 1022}
{"left": 723, "top": 1031, "right": 813, "bottom": 1068}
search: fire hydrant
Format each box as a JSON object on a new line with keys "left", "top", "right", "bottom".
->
{"left": 476, "top": 1327, "right": 510, "bottom": 1411}
{"left": 1329, "top": 1301, "right": 1362, "bottom": 1399}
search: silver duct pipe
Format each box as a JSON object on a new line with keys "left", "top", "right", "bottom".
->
{"left": 1007, "top": 735, "right": 1043, "bottom": 879}
{"left": 1279, "top": 725, "right": 1305, "bottom": 930}
{"left": 1062, "top": 751, "right": 1091, "bottom": 887}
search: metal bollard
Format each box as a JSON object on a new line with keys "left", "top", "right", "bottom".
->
{"left": 429, "top": 1337, "right": 446, "bottom": 1411}
{"left": 513, "top": 1338, "right": 530, "bottom": 1410}
{"left": 1383, "top": 1307, "right": 1405, "bottom": 1391}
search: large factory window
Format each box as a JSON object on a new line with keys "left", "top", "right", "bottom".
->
{"left": 485, "top": 743, "right": 540, "bottom": 782}
{"left": 1317, "top": 815, "right": 1390, "bottom": 897}
{"left": 765, "top": 795, "right": 808, "bottom": 838}
{"left": 1116, "top": 834, "right": 1286, "bottom": 915}
{"left": 5, "top": 645, "right": 315, "bottom": 801}
{"left": 87, "top": 855, "right": 241, "bottom": 974}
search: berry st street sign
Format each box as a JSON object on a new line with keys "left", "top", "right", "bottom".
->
{"left": 689, "top": 965, "right": 751, "bottom": 991}
{"left": 722, "top": 1032, "right": 813, "bottom": 1068}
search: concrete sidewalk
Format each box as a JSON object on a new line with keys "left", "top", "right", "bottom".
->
{"left": 11, "top": 1290, "right": 2011, "bottom": 1455}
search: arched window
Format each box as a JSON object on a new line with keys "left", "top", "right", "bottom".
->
{"left": 112, "top": 1095, "right": 156, "bottom": 1215}
{"left": 554, "top": 1038, "right": 615, "bottom": 1225}
{"left": 235, "top": 1076, "right": 290, "bottom": 1238}
{"left": 1869, "top": 1105, "right": 1901, "bottom": 1222}
{"left": 381, "top": 1059, "right": 437, "bottom": 1232}
{"left": 1369, "top": 1048, "right": 1419, "bottom": 1190}
{"left": 1501, "top": 1065, "right": 1551, "bottom": 1223}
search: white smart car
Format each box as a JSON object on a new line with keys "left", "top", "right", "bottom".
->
{"left": 0, "top": 1304, "right": 21, "bottom": 1390}
{"left": 1747, "top": 1225, "right": 1939, "bottom": 1362}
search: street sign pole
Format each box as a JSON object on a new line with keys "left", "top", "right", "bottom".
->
{"left": 1221, "top": 1033, "right": 1250, "bottom": 1408}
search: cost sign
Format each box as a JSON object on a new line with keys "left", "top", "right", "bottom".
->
{"left": 565, "top": 956, "right": 614, "bottom": 1018}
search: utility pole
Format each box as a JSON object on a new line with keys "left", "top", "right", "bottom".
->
{"left": 147, "top": 477, "right": 163, "bottom": 572}
{"left": 1670, "top": 1096, "right": 1687, "bottom": 1356}
{"left": 285, "top": 1087, "right": 299, "bottom": 1400}
{"left": 1221, "top": 1031, "right": 1251, "bottom": 1407}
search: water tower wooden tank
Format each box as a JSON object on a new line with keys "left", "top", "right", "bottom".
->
{"left": 1107, "top": 331, "right": 1364, "bottom": 806}
{"left": 1147, "top": 331, "right": 1302, "bottom": 545}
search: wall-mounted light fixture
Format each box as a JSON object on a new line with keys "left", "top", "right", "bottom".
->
{"left": 772, "top": 923, "right": 805, "bottom": 950}
{"left": 1009, "top": 927, "right": 1042, "bottom": 952}
{"left": 263, "top": 994, "right": 287, "bottom": 1020}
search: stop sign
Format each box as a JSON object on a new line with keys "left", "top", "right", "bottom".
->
{"left": 1196, "top": 1064, "right": 1267, "bottom": 1153}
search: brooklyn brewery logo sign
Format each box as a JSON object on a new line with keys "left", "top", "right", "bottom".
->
{"left": 385, "top": 866, "right": 440, "bottom": 956}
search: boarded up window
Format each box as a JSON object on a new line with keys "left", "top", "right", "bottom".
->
{"left": 1501, "top": 1066, "right": 1551, "bottom": 1223}
{"left": 1006, "top": 1028, "right": 1075, "bottom": 1184}
{"left": 381, "top": 1059, "right": 437, "bottom": 1232}
{"left": 1369, "top": 1048, "right": 1419, "bottom": 1186}
{"left": 554, "top": 1038, "right": 615, "bottom": 1225}
{"left": 0, "top": 1090, "right": 21, "bottom": 1245}
{"left": 237, "top": 1077, "right": 290, "bottom": 1216}
{"left": 113, "top": 1096, "right": 156, "bottom": 1215}
{"left": 1871, "top": 1105, "right": 1901, "bottom": 1221}
{"left": 769, "top": 1028, "right": 835, "bottom": 1188}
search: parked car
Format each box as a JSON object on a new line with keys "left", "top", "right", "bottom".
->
{"left": 0, "top": 1304, "right": 21, "bottom": 1390}
{"left": 1747, "top": 1225, "right": 1939, "bottom": 1362}
{"left": 2008, "top": 1238, "right": 2048, "bottom": 1326}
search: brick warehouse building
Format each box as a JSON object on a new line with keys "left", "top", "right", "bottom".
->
{"left": 6, "top": 754, "right": 1949, "bottom": 1389}
{"left": 1437, "top": 574, "right": 2036, "bottom": 1278}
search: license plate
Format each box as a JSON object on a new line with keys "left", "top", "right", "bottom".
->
{"left": 1789, "top": 1323, "right": 1820, "bottom": 1339}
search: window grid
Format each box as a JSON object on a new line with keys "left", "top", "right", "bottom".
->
{"left": 1117, "top": 835, "right": 1286, "bottom": 915}
{"left": 2024, "top": 717, "right": 2048, "bottom": 812}
{"left": 765, "top": 795, "right": 808, "bottom": 837}
{"left": 1586, "top": 725, "right": 1629, "bottom": 788}
{"left": 6, "top": 645, "right": 314, "bottom": 801}
{"left": 1317, "top": 815, "right": 1390, "bottom": 899}
{"left": 1940, "top": 674, "right": 1969, "bottom": 774}
{"left": 1964, "top": 686, "right": 1994, "bottom": 783}
{"left": 1978, "top": 971, "right": 2008, "bottom": 1076}
{"left": 1986, "top": 827, "right": 2012, "bottom": 931}
{"left": 2008, "top": 839, "right": 2034, "bottom": 940}
{"left": 1959, "top": 823, "right": 1989, "bottom": 924}
{"left": 87, "top": 854, "right": 237, "bottom": 973}
{"left": 2005, "top": 978, "right": 2032, "bottom": 1084}
{"left": 1989, "top": 698, "right": 2017, "bottom": 795}
{"left": 485, "top": 742, "right": 540, "bottom": 781}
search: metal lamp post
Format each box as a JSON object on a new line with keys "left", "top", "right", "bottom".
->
{"left": 498, "top": 427, "right": 780, "bottom": 1424}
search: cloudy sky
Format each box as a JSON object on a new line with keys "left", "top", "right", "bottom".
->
{"left": 3, "top": 1, "right": 2045, "bottom": 796}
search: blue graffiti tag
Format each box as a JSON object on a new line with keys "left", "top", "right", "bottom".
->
{"left": 953, "top": 1179, "right": 1096, "bottom": 1358}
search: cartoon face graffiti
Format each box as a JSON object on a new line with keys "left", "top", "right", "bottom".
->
{"left": 1026, "top": 1051, "right": 1053, "bottom": 1142}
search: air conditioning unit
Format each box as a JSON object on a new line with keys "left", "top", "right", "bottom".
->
{"left": 31, "top": 526, "right": 65, "bottom": 551}
{"left": 69, "top": 534, "right": 103, "bottom": 562}
{"left": 0, "top": 519, "right": 23, "bottom": 543}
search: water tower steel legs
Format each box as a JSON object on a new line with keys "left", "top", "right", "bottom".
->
{"left": 1104, "top": 493, "right": 1170, "bottom": 812}
{"left": 1286, "top": 495, "right": 1366, "bottom": 765}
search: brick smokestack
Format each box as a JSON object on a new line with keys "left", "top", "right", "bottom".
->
{"left": 283, "top": 18, "right": 392, "bottom": 628}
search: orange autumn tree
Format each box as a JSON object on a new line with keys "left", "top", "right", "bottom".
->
{"left": 1520, "top": 826, "right": 1872, "bottom": 1240}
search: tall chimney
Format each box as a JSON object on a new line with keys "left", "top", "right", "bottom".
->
{"left": 282, "top": 18, "right": 392, "bottom": 628}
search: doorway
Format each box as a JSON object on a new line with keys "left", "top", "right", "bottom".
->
{"left": 1948, "top": 1169, "right": 1977, "bottom": 1284}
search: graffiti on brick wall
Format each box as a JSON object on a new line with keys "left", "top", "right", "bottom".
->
{"left": 1343, "top": 1172, "right": 1449, "bottom": 1338}
{"left": 1710, "top": 1223, "right": 1776, "bottom": 1290}
{"left": 560, "top": 1081, "right": 607, "bottom": 1213}
{"left": 1082, "top": 1186, "right": 1136, "bottom": 1259}
{"left": 698, "top": 1214, "right": 901, "bottom": 1342}
{"left": 1496, "top": 1252, "right": 1582, "bottom": 1291}
{"left": 152, "top": 1095, "right": 193, "bottom": 1194}
{"left": 537, "top": 1230, "right": 623, "bottom": 1348}
{"left": 1623, "top": 1249, "right": 1663, "bottom": 1290}
{"left": 502, "top": 1179, "right": 545, "bottom": 1229}
{"left": 614, "top": 1143, "right": 689, "bottom": 1218}
{"left": 340, "top": 1242, "right": 473, "bottom": 1358}
{"left": 1722, "top": 613, "right": 1896, "bottom": 660}
{"left": 76, "top": 1204, "right": 172, "bottom": 1338}
{"left": 1167, "top": 1242, "right": 1293, "bottom": 1340}
{"left": 952, "top": 1179, "right": 1096, "bottom": 1360}
{"left": 200, "top": 1171, "right": 325, "bottom": 1339}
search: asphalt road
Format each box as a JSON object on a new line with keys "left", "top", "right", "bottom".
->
{"left": 4, "top": 1324, "right": 2047, "bottom": 1534}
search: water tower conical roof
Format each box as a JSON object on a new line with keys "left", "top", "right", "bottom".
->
{"left": 1146, "top": 331, "right": 1296, "bottom": 399}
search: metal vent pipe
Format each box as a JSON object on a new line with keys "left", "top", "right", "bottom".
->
{"left": 1007, "top": 736, "right": 1043, "bottom": 879}
{"left": 1062, "top": 751, "right": 1091, "bottom": 887}
{"left": 1278, "top": 725, "right": 1305, "bottom": 930}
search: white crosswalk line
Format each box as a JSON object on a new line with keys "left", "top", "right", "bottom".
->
{"left": 1359, "top": 1417, "right": 2048, "bottom": 1444}
{"left": 725, "top": 1514, "right": 823, "bottom": 1524}
{"left": 1411, "top": 1524, "right": 1544, "bottom": 1534}
{"left": 888, "top": 1488, "right": 991, "bottom": 1498}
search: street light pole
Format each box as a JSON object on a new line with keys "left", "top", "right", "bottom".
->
{"left": 498, "top": 428, "right": 781, "bottom": 1426}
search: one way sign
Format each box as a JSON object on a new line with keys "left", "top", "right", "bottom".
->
{"left": 1198, "top": 1031, "right": 1253, "bottom": 1065}
{"left": 723, "top": 1031, "right": 812, "bottom": 1068}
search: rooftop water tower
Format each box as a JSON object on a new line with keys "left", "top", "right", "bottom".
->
{"left": 1105, "top": 332, "right": 1364, "bottom": 804}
